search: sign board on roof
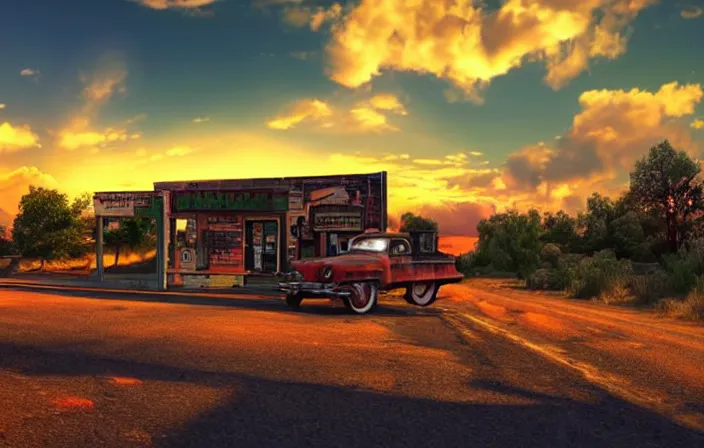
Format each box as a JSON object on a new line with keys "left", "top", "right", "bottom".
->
{"left": 93, "top": 192, "right": 156, "bottom": 217}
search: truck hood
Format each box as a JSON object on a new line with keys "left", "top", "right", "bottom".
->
{"left": 291, "top": 253, "right": 384, "bottom": 270}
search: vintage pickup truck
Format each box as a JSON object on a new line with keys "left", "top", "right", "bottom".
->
{"left": 278, "top": 230, "right": 464, "bottom": 314}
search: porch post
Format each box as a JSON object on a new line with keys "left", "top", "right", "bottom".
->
{"left": 96, "top": 215, "right": 104, "bottom": 282}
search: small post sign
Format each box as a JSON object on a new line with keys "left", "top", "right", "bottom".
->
{"left": 93, "top": 192, "right": 156, "bottom": 217}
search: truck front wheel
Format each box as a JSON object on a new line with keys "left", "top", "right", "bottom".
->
{"left": 340, "top": 282, "right": 378, "bottom": 315}
{"left": 404, "top": 282, "right": 438, "bottom": 307}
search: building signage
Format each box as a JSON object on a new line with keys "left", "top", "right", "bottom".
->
{"left": 93, "top": 193, "right": 154, "bottom": 217}
{"left": 313, "top": 209, "right": 363, "bottom": 232}
{"left": 288, "top": 190, "right": 303, "bottom": 210}
{"left": 172, "top": 191, "right": 288, "bottom": 212}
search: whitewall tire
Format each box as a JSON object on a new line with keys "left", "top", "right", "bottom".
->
{"left": 405, "top": 282, "right": 438, "bottom": 307}
{"left": 341, "top": 282, "right": 378, "bottom": 315}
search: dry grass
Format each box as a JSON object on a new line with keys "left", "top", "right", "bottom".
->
{"left": 16, "top": 249, "right": 157, "bottom": 273}
{"left": 660, "top": 292, "right": 704, "bottom": 321}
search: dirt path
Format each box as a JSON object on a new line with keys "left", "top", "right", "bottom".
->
{"left": 440, "top": 279, "right": 704, "bottom": 431}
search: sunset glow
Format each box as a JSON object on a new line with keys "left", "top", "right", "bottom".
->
{"left": 1, "top": 0, "right": 703, "bottom": 236}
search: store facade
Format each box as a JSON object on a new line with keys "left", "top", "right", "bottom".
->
{"left": 153, "top": 172, "right": 387, "bottom": 289}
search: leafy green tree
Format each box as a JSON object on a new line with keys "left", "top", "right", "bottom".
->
{"left": 0, "top": 225, "right": 13, "bottom": 256}
{"left": 541, "top": 210, "right": 577, "bottom": 250}
{"left": 104, "top": 217, "right": 155, "bottom": 268}
{"left": 11, "top": 186, "right": 89, "bottom": 269}
{"left": 399, "top": 212, "right": 439, "bottom": 232}
{"left": 575, "top": 193, "right": 617, "bottom": 253}
{"left": 629, "top": 140, "right": 703, "bottom": 252}
{"left": 475, "top": 209, "right": 543, "bottom": 278}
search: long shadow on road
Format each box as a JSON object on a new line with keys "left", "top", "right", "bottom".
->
{"left": 0, "top": 342, "right": 702, "bottom": 447}
{"left": 0, "top": 285, "right": 426, "bottom": 317}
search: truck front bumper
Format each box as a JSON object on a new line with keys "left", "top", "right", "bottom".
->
{"left": 278, "top": 281, "right": 352, "bottom": 299}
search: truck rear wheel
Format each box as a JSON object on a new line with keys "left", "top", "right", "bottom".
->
{"left": 404, "top": 281, "right": 438, "bottom": 307}
{"left": 340, "top": 282, "right": 378, "bottom": 315}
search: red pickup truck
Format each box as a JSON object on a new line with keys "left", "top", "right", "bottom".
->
{"left": 278, "top": 230, "right": 464, "bottom": 314}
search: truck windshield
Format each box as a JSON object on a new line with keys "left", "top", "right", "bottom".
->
{"left": 349, "top": 238, "right": 389, "bottom": 253}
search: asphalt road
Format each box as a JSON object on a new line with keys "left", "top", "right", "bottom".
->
{"left": 0, "top": 285, "right": 702, "bottom": 448}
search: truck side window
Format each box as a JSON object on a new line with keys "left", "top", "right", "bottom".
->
{"left": 390, "top": 239, "right": 411, "bottom": 256}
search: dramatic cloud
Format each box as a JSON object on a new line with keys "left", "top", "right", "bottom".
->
{"left": 419, "top": 201, "right": 495, "bottom": 236}
{"left": 681, "top": 5, "right": 703, "bottom": 19}
{"left": 267, "top": 94, "right": 411, "bottom": 133}
{"left": 323, "top": 0, "right": 656, "bottom": 99}
{"left": 267, "top": 99, "right": 333, "bottom": 130}
{"left": 692, "top": 119, "right": 704, "bottom": 129}
{"left": 0, "top": 166, "right": 58, "bottom": 215}
{"left": 0, "top": 122, "right": 40, "bottom": 153}
{"left": 0, "top": 104, "right": 5, "bottom": 110}
{"left": 478, "top": 81, "right": 704, "bottom": 211}
{"left": 131, "top": 0, "right": 217, "bottom": 10}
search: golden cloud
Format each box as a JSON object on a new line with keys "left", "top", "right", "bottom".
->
{"left": 0, "top": 122, "right": 41, "bottom": 153}
{"left": 268, "top": 94, "right": 409, "bottom": 133}
{"left": 267, "top": 99, "right": 333, "bottom": 130}
{"left": 131, "top": 0, "right": 217, "bottom": 10}
{"left": 58, "top": 128, "right": 139, "bottom": 151}
{"left": 481, "top": 81, "right": 704, "bottom": 212}
{"left": 369, "top": 94, "right": 407, "bottom": 115}
{"left": 0, "top": 166, "right": 58, "bottom": 215}
{"left": 681, "top": 5, "right": 703, "bottom": 19}
{"left": 691, "top": 119, "right": 704, "bottom": 130}
{"left": 0, "top": 104, "right": 6, "bottom": 110}
{"left": 282, "top": 3, "right": 342, "bottom": 31}
{"left": 192, "top": 117, "right": 210, "bottom": 123}
{"left": 323, "top": 0, "right": 656, "bottom": 98}
{"left": 165, "top": 145, "right": 196, "bottom": 156}
{"left": 55, "top": 56, "right": 134, "bottom": 152}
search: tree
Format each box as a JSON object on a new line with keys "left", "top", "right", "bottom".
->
{"left": 103, "top": 217, "right": 155, "bottom": 268}
{"left": 541, "top": 210, "right": 577, "bottom": 250}
{"left": 629, "top": 140, "right": 703, "bottom": 252}
{"left": 11, "top": 186, "right": 89, "bottom": 269}
{"left": 475, "top": 209, "right": 543, "bottom": 278}
{"left": 399, "top": 212, "right": 439, "bottom": 232}
{"left": 0, "top": 225, "right": 13, "bottom": 256}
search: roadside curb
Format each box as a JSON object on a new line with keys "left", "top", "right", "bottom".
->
{"left": 0, "top": 281, "right": 284, "bottom": 300}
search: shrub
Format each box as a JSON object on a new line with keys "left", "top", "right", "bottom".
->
{"left": 662, "top": 253, "right": 696, "bottom": 294}
{"left": 660, "top": 278, "right": 704, "bottom": 320}
{"left": 527, "top": 268, "right": 565, "bottom": 290}
{"left": 567, "top": 250, "right": 632, "bottom": 299}
{"left": 455, "top": 251, "right": 474, "bottom": 276}
{"left": 630, "top": 271, "right": 671, "bottom": 304}
{"left": 540, "top": 243, "right": 562, "bottom": 268}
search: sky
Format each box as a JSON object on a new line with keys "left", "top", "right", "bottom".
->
{"left": 1, "top": 0, "right": 704, "bottom": 236}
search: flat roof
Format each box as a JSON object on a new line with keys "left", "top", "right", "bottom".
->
{"left": 153, "top": 171, "right": 386, "bottom": 191}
